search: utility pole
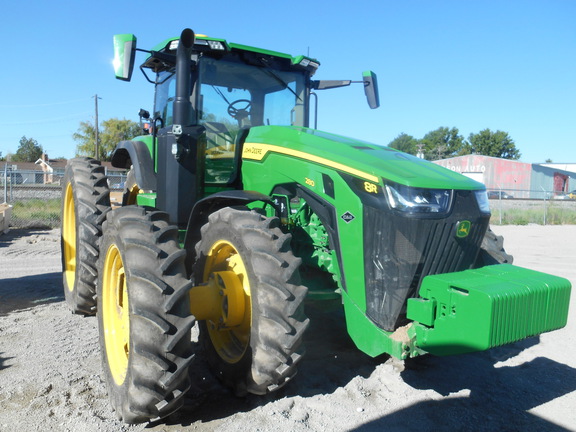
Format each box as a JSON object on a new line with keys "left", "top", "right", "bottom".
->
{"left": 93, "top": 94, "right": 102, "bottom": 160}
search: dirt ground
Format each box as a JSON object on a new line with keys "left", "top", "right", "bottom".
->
{"left": 0, "top": 225, "right": 575, "bottom": 432}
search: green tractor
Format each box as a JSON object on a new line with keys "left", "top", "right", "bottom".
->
{"left": 61, "top": 28, "right": 571, "bottom": 423}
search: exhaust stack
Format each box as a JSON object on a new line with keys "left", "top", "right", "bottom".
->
{"left": 173, "top": 28, "right": 195, "bottom": 127}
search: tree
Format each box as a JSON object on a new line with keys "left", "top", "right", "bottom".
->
{"left": 74, "top": 118, "right": 141, "bottom": 161}
{"left": 420, "top": 127, "right": 465, "bottom": 160}
{"left": 73, "top": 121, "right": 96, "bottom": 158}
{"left": 388, "top": 133, "right": 419, "bottom": 156}
{"left": 465, "top": 129, "right": 521, "bottom": 160}
{"left": 12, "top": 136, "right": 43, "bottom": 162}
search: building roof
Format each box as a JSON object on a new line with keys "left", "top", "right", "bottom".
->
{"left": 435, "top": 154, "right": 529, "bottom": 166}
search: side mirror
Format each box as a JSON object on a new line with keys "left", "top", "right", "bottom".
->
{"left": 113, "top": 34, "right": 137, "bottom": 81}
{"left": 362, "top": 71, "right": 380, "bottom": 109}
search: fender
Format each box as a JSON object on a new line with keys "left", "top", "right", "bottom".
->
{"left": 183, "top": 190, "right": 274, "bottom": 274}
{"left": 111, "top": 140, "right": 157, "bottom": 191}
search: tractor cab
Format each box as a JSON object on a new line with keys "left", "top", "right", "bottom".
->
{"left": 112, "top": 30, "right": 378, "bottom": 225}
{"left": 148, "top": 42, "right": 311, "bottom": 185}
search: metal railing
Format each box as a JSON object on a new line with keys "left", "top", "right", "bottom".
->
{"left": 2, "top": 169, "right": 126, "bottom": 228}
{"left": 486, "top": 188, "right": 576, "bottom": 225}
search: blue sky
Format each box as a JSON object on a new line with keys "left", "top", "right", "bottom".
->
{"left": 1, "top": 0, "right": 574, "bottom": 163}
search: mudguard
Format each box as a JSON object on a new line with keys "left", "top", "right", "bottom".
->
{"left": 111, "top": 140, "right": 157, "bottom": 191}
{"left": 183, "top": 190, "right": 274, "bottom": 273}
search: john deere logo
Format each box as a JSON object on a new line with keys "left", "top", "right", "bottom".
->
{"left": 456, "top": 221, "right": 471, "bottom": 238}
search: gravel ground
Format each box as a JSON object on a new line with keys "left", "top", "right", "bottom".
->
{"left": 0, "top": 225, "right": 574, "bottom": 432}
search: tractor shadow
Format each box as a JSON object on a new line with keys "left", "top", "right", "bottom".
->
{"left": 0, "top": 228, "right": 55, "bottom": 248}
{"left": 161, "top": 299, "right": 576, "bottom": 430}
{"left": 0, "top": 353, "right": 14, "bottom": 371}
{"left": 352, "top": 346, "right": 576, "bottom": 432}
{"left": 163, "top": 299, "right": 387, "bottom": 426}
{"left": 0, "top": 229, "right": 63, "bottom": 315}
{"left": 0, "top": 272, "right": 63, "bottom": 316}
{"left": 285, "top": 298, "right": 386, "bottom": 397}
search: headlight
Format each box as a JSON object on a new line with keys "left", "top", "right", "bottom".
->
{"left": 385, "top": 182, "right": 453, "bottom": 214}
{"left": 474, "top": 190, "right": 491, "bottom": 214}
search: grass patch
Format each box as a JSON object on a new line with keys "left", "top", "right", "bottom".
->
{"left": 7, "top": 198, "right": 576, "bottom": 228}
{"left": 491, "top": 204, "right": 576, "bottom": 225}
{"left": 10, "top": 199, "right": 61, "bottom": 228}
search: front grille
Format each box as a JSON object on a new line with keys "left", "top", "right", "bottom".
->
{"left": 363, "top": 191, "right": 490, "bottom": 331}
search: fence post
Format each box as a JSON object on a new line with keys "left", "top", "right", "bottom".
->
{"left": 541, "top": 187, "right": 547, "bottom": 225}
{"left": 9, "top": 171, "right": 13, "bottom": 202}
{"left": 498, "top": 188, "right": 503, "bottom": 225}
{"left": 3, "top": 164, "right": 7, "bottom": 203}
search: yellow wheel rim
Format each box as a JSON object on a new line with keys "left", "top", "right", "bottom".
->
{"left": 62, "top": 183, "right": 76, "bottom": 291}
{"left": 102, "top": 244, "right": 130, "bottom": 385}
{"left": 204, "top": 240, "right": 251, "bottom": 364}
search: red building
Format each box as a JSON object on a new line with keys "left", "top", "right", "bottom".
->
{"left": 433, "top": 155, "right": 574, "bottom": 199}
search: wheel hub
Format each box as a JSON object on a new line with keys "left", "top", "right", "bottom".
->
{"left": 189, "top": 270, "right": 246, "bottom": 328}
{"left": 191, "top": 240, "right": 252, "bottom": 364}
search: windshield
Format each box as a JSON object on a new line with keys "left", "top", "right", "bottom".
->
{"left": 196, "top": 57, "right": 307, "bottom": 185}
{"left": 198, "top": 57, "right": 307, "bottom": 130}
{"left": 153, "top": 57, "right": 308, "bottom": 185}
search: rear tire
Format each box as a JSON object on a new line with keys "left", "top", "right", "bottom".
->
{"left": 61, "top": 157, "right": 110, "bottom": 315}
{"left": 97, "top": 206, "right": 195, "bottom": 423}
{"left": 193, "top": 207, "right": 309, "bottom": 395}
{"left": 474, "top": 226, "right": 514, "bottom": 267}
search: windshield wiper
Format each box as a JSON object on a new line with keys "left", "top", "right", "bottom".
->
{"left": 211, "top": 85, "right": 232, "bottom": 105}
{"left": 258, "top": 60, "right": 301, "bottom": 102}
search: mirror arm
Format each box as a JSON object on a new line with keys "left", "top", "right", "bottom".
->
{"left": 311, "top": 80, "right": 352, "bottom": 90}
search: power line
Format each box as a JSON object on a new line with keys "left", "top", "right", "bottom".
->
{"left": 4, "top": 133, "right": 76, "bottom": 140}
{"left": 0, "top": 97, "right": 91, "bottom": 109}
{"left": 0, "top": 112, "right": 92, "bottom": 126}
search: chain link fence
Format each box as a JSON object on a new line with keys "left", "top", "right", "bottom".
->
{"left": 2, "top": 171, "right": 575, "bottom": 228}
{"left": 487, "top": 188, "right": 576, "bottom": 225}
{"left": 2, "top": 169, "right": 126, "bottom": 229}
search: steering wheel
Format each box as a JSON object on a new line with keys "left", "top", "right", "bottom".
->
{"left": 227, "top": 99, "right": 252, "bottom": 120}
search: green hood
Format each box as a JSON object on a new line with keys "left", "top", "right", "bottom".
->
{"left": 244, "top": 126, "right": 484, "bottom": 190}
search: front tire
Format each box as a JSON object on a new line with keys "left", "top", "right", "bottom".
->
{"left": 193, "top": 207, "right": 309, "bottom": 395}
{"left": 474, "top": 226, "right": 514, "bottom": 267}
{"left": 61, "top": 157, "right": 110, "bottom": 315}
{"left": 97, "top": 206, "right": 195, "bottom": 423}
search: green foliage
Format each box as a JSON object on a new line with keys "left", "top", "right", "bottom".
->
{"left": 421, "top": 127, "right": 465, "bottom": 160}
{"left": 388, "top": 133, "right": 419, "bottom": 155}
{"left": 12, "top": 136, "right": 43, "bottom": 162}
{"left": 10, "top": 199, "right": 61, "bottom": 228}
{"left": 73, "top": 121, "right": 96, "bottom": 158}
{"left": 465, "top": 129, "right": 521, "bottom": 160}
{"left": 388, "top": 126, "right": 522, "bottom": 161}
{"left": 74, "top": 118, "right": 141, "bottom": 161}
{"left": 490, "top": 204, "right": 576, "bottom": 225}
{"left": 387, "top": 127, "right": 466, "bottom": 160}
